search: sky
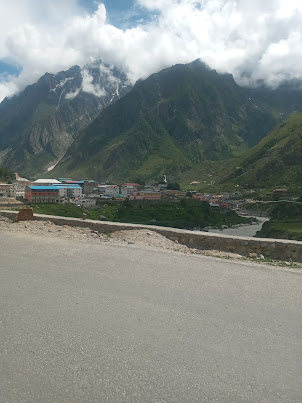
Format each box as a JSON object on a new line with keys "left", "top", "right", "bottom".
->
{"left": 1, "top": 0, "right": 302, "bottom": 102}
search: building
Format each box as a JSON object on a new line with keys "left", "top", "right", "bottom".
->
{"left": 83, "top": 180, "right": 97, "bottom": 195}
{"left": 12, "top": 183, "right": 27, "bottom": 198}
{"left": 70, "top": 198, "right": 96, "bottom": 208}
{"left": 32, "top": 179, "right": 62, "bottom": 186}
{"left": 99, "top": 185, "right": 120, "bottom": 198}
{"left": 120, "top": 183, "right": 141, "bottom": 196}
{"left": 130, "top": 191, "right": 161, "bottom": 200}
{"left": 53, "top": 184, "right": 82, "bottom": 198}
{"left": 0, "top": 183, "right": 16, "bottom": 197}
{"left": 25, "top": 186, "right": 60, "bottom": 203}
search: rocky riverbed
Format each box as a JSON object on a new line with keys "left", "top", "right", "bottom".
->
{"left": 207, "top": 216, "right": 269, "bottom": 237}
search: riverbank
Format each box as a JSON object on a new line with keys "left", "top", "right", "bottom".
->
{"left": 207, "top": 215, "right": 269, "bottom": 238}
{"left": 256, "top": 220, "right": 302, "bottom": 241}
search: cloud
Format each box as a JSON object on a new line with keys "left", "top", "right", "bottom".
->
{"left": 81, "top": 69, "right": 106, "bottom": 97}
{"left": 65, "top": 88, "right": 81, "bottom": 100}
{"left": 1, "top": 0, "right": 302, "bottom": 101}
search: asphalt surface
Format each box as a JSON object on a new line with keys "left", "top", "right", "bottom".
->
{"left": 1, "top": 231, "right": 302, "bottom": 403}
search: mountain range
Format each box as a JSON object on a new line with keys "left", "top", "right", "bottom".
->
{"left": 0, "top": 61, "right": 131, "bottom": 177}
{"left": 1, "top": 59, "right": 302, "bottom": 187}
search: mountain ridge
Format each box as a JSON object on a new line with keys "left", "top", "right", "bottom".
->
{"left": 0, "top": 61, "right": 131, "bottom": 177}
{"left": 50, "top": 60, "right": 302, "bottom": 183}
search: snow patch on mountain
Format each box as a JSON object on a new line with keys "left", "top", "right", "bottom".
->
{"left": 51, "top": 76, "right": 73, "bottom": 93}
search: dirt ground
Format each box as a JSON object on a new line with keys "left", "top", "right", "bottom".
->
{"left": 0, "top": 214, "right": 244, "bottom": 259}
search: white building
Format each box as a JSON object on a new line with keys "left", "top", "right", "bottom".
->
{"left": 53, "top": 185, "right": 82, "bottom": 198}
{"left": 12, "top": 183, "right": 27, "bottom": 197}
{"left": 33, "top": 179, "right": 62, "bottom": 186}
{"left": 0, "top": 183, "right": 16, "bottom": 197}
{"left": 99, "top": 185, "right": 120, "bottom": 198}
{"left": 70, "top": 198, "right": 96, "bottom": 208}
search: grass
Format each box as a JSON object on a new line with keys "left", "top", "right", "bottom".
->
{"left": 256, "top": 220, "right": 302, "bottom": 241}
{"left": 30, "top": 200, "right": 252, "bottom": 230}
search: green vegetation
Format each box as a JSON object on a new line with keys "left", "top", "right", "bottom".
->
{"left": 256, "top": 201, "right": 302, "bottom": 240}
{"left": 31, "top": 199, "right": 252, "bottom": 230}
{"left": 221, "top": 112, "right": 302, "bottom": 189}
{"left": 0, "top": 166, "right": 15, "bottom": 182}
{"left": 257, "top": 220, "right": 302, "bottom": 241}
{"left": 52, "top": 60, "right": 296, "bottom": 183}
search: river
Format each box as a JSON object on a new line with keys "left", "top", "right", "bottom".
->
{"left": 207, "top": 215, "right": 269, "bottom": 238}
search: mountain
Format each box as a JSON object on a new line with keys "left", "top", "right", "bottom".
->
{"left": 0, "top": 61, "right": 131, "bottom": 177}
{"left": 220, "top": 112, "right": 302, "bottom": 189}
{"left": 51, "top": 60, "right": 302, "bottom": 183}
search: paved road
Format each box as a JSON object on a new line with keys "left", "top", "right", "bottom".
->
{"left": 1, "top": 231, "right": 302, "bottom": 402}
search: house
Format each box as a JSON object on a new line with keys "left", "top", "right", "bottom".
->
{"left": 12, "top": 183, "right": 27, "bottom": 198}
{"left": 70, "top": 198, "right": 96, "bottom": 208}
{"left": 99, "top": 185, "right": 120, "bottom": 198}
{"left": 25, "top": 186, "right": 60, "bottom": 203}
{"left": 53, "top": 184, "right": 82, "bottom": 198}
{"left": 120, "top": 183, "right": 141, "bottom": 196}
{"left": 83, "top": 180, "right": 97, "bottom": 195}
{"left": 0, "top": 183, "right": 16, "bottom": 197}
{"left": 130, "top": 191, "right": 161, "bottom": 200}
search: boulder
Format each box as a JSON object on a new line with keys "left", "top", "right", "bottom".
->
{"left": 16, "top": 208, "right": 33, "bottom": 222}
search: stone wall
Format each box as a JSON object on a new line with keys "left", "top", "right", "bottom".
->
{"left": 1, "top": 210, "right": 302, "bottom": 262}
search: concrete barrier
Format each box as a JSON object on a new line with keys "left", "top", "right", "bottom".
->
{"left": 1, "top": 210, "right": 302, "bottom": 262}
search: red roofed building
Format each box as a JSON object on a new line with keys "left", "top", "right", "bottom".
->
{"left": 25, "top": 186, "right": 60, "bottom": 203}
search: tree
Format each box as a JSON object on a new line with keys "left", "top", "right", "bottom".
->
{"left": 167, "top": 182, "right": 180, "bottom": 190}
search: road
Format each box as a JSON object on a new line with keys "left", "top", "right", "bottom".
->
{"left": 1, "top": 231, "right": 302, "bottom": 402}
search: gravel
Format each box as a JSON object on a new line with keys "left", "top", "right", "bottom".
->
{"left": 0, "top": 215, "right": 193, "bottom": 254}
{"left": 1, "top": 215, "right": 301, "bottom": 268}
{"left": 0, "top": 214, "right": 246, "bottom": 259}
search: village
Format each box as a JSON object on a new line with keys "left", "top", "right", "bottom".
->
{"left": 0, "top": 173, "right": 238, "bottom": 210}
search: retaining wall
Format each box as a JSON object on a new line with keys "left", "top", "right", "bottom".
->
{"left": 1, "top": 210, "right": 302, "bottom": 262}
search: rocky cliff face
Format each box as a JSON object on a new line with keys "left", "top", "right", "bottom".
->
{"left": 2, "top": 58, "right": 302, "bottom": 183}
{"left": 0, "top": 61, "right": 131, "bottom": 177}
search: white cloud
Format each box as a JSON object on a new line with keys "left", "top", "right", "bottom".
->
{"left": 81, "top": 69, "right": 106, "bottom": 97}
{"left": 1, "top": 0, "right": 302, "bottom": 101}
{"left": 65, "top": 88, "right": 80, "bottom": 100}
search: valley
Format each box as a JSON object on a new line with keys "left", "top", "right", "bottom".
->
{"left": 0, "top": 59, "right": 301, "bottom": 242}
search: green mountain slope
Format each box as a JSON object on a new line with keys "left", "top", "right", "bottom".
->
{"left": 221, "top": 112, "right": 302, "bottom": 188}
{"left": 53, "top": 60, "right": 296, "bottom": 182}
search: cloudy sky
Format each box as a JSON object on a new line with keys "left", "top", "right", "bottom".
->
{"left": 1, "top": 0, "right": 302, "bottom": 102}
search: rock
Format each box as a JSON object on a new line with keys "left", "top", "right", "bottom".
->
{"left": 82, "top": 213, "right": 87, "bottom": 220}
{"left": 259, "top": 254, "right": 265, "bottom": 260}
{"left": 15, "top": 208, "right": 33, "bottom": 222}
{"left": 248, "top": 252, "right": 258, "bottom": 258}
